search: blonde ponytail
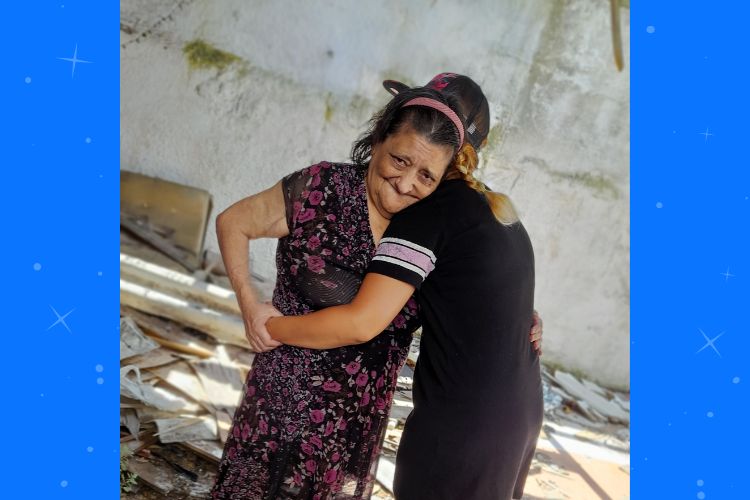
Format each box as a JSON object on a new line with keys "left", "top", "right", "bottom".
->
{"left": 445, "top": 144, "right": 519, "bottom": 226}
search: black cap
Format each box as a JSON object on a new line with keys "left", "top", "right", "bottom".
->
{"left": 383, "top": 73, "right": 490, "bottom": 151}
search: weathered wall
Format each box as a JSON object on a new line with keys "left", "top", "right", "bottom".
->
{"left": 120, "top": 0, "right": 630, "bottom": 389}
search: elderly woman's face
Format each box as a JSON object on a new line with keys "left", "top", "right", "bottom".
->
{"left": 366, "top": 125, "right": 454, "bottom": 220}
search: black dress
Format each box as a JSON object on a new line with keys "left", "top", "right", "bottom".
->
{"left": 368, "top": 179, "right": 543, "bottom": 499}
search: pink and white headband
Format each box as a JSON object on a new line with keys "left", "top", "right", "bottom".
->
{"left": 402, "top": 97, "right": 465, "bottom": 147}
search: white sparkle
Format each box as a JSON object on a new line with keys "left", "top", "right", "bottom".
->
{"left": 698, "top": 492, "right": 706, "bottom": 499}
{"left": 60, "top": 480, "right": 68, "bottom": 488}
{"left": 646, "top": 26, "right": 656, "bottom": 34}
{"left": 696, "top": 328, "right": 724, "bottom": 357}
{"left": 33, "top": 263, "right": 42, "bottom": 271}
{"left": 720, "top": 267, "right": 735, "bottom": 282}
{"left": 87, "top": 446, "right": 94, "bottom": 453}
{"left": 95, "top": 364, "right": 104, "bottom": 372}
{"left": 57, "top": 44, "right": 93, "bottom": 78}
{"left": 25, "top": 76, "right": 31, "bottom": 84}
{"left": 697, "top": 479, "right": 705, "bottom": 487}
{"left": 699, "top": 128, "right": 713, "bottom": 142}
{"left": 96, "top": 377, "right": 104, "bottom": 385}
{"left": 707, "top": 411, "right": 714, "bottom": 418}
{"left": 656, "top": 202, "right": 663, "bottom": 209}
{"left": 733, "top": 376, "right": 740, "bottom": 384}
{"left": 47, "top": 306, "right": 74, "bottom": 333}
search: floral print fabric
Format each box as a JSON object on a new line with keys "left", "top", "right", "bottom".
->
{"left": 211, "top": 162, "right": 420, "bottom": 499}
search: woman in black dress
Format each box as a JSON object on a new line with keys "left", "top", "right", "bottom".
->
{"left": 266, "top": 93, "right": 542, "bottom": 499}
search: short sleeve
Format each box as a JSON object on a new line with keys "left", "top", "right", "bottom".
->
{"left": 367, "top": 196, "right": 445, "bottom": 289}
{"left": 280, "top": 162, "right": 332, "bottom": 231}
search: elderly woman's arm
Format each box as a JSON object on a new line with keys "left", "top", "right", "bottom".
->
{"left": 266, "top": 273, "right": 415, "bottom": 349}
{"left": 216, "top": 181, "right": 288, "bottom": 352}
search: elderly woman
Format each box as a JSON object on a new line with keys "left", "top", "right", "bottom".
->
{"left": 211, "top": 75, "right": 540, "bottom": 499}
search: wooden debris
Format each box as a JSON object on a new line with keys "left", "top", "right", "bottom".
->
{"left": 121, "top": 365, "right": 201, "bottom": 413}
{"left": 126, "top": 456, "right": 175, "bottom": 496}
{"left": 120, "top": 316, "right": 159, "bottom": 360}
{"left": 121, "top": 408, "right": 141, "bottom": 439}
{"left": 123, "top": 347, "right": 180, "bottom": 370}
{"left": 124, "top": 307, "right": 215, "bottom": 353}
{"left": 181, "top": 440, "right": 224, "bottom": 464}
{"left": 155, "top": 417, "right": 218, "bottom": 444}
{"left": 127, "top": 448, "right": 215, "bottom": 499}
{"left": 120, "top": 170, "right": 213, "bottom": 261}
{"left": 387, "top": 399, "right": 413, "bottom": 420}
{"left": 376, "top": 455, "right": 396, "bottom": 494}
{"left": 552, "top": 371, "right": 629, "bottom": 424}
{"left": 121, "top": 230, "right": 188, "bottom": 274}
{"left": 120, "top": 279, "right": 248, "bottom": 347}
{"left": 121, "top": 253, "right": 241, "bottom": 315}
{"left": 191, "top": 346, "right": 244, "bottom": 410}
{"left": 148, "top": 361, "right": 213, "bottom": 413}
{"left": 121, "top": 211, "right": 200, "bottom": 272}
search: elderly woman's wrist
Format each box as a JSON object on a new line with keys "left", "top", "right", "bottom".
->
{"left": 236, "top": 284, "right": 259, "bottom": 307}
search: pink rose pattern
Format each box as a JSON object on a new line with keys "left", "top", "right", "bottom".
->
{"left": 211, "top": 163, "right": 421, "bottom": 499}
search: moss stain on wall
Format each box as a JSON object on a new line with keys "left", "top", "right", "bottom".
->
{"left": 324, "top": 93, "right": 334, "bottom": 123}
{"left": 551, "top": 170, "right": 620, "bottom": 199}
{"left": 183, "top": 39, "right": 242, "bottom": 71}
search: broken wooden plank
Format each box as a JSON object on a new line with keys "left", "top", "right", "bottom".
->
{"left": 191, "top": 346, "right": 244, "bottom": 410}
{"left": 148, "top": 361, "right": 213, "bottom": 413}
{"left": 123, "top": 307, "right": 215, "bottom": 352}
{"left": 121, "top": 365, "right": 202, "bottom": 414}
{"left": 121, "top": 252, "right": 242, "bottom": 315}
{"left": 121, "top": 408, "right": 141, "bottom": 439}
{"left": 181, "top": 440, "right": 224, "bottom": 464}
{"left": 128, "top": 449, "right": 215, "bottom": 499}
{"left": 121, "top": 211, "right": 200, "bottom": 272}
{"left": 126, "top": 456, "right": 175, "bottom": 496}
{"left": 121, "top": 170, "right": 212, "bottom": 260}
{"left": 553, "top": 371, "right": 629, "bottom": 424}
{"left": 155, "top": 417, "right": 218, "bottom": 444}
{"left": 120, "top": 279, "right": 248, "bottom": 347}
{"left": 120, "top": 316, "right": 159, "bottom": 360}
{"left": 121, "top": 230, "right": 188, "bottom": 274}
{"left": 376, "top": 455, "right": 396, "bottom": 495}
{"left": 122, "top": 347, "right": 181, "bottom": 370}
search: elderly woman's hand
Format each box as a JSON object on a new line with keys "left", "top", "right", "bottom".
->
{"left": 530, "top": 309, "right": 543, "bottom": 356}
{"left": 242, "top": 302, "right": 283, "bottom": 353}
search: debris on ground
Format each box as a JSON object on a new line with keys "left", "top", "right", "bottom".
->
{"left": 119, "top": 196, "right": 629, "bottom": 499}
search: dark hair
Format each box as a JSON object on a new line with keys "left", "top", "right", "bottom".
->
{"left": 350, "top": 87, "right": 464, "bottom": 166}
{"left": 433, "top": 76, "right": 490, "bottom": 151}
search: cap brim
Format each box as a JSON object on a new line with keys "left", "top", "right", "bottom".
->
{"left": 382, "top": 80, "right": 410, "bottom": 96}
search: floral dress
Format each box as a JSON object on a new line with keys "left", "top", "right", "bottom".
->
{"left": 211, "top": 162, "right": 421, "bottom": 499}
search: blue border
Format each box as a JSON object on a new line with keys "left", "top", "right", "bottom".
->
{"left": 632, "top": 2, "right": 749, "bottom": 498}
{"left": 1, "top": 2, "right": 119, "bottom": 497}
{"left": 3, "top": 1, "right": 748, "bottom": 498}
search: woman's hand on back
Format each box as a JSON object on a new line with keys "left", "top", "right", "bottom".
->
{"left": 530, "top": 309, "right": 543, "bottom": 356}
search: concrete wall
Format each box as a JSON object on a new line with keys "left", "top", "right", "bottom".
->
{"left": 121, "top": 0, "right": 630, "bottom": 389}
